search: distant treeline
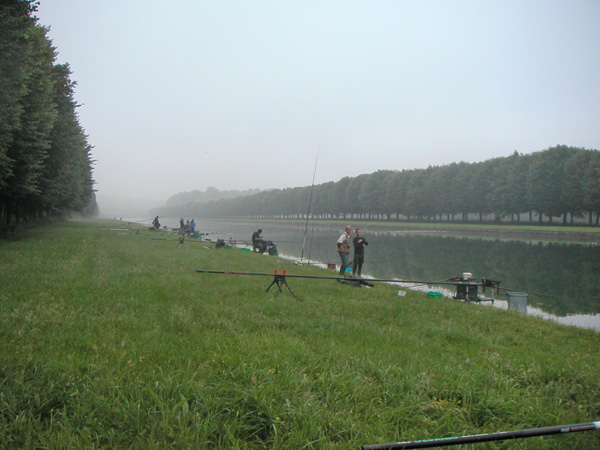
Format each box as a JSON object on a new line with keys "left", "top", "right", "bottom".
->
{"left": 157, "top": 146, "right": 600, "bottom": 226}
{"left": 0, "top": 0, "right": 96, "bottom": 230}
{"left": 155, "top": 187, "right": 262, "bottom": 216}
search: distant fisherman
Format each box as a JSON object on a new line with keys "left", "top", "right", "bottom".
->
{"left": 336, "top": 226, "right": 352, "bottom": 276}
{"left": 252, "top": 228, "right": 265, "bottom": 253}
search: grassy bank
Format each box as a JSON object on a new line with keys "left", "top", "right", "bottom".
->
{"left": 1, "top": 219, "right": 598, "bottom": 449}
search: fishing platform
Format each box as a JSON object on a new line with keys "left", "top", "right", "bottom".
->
{"left": 450, "top": 272, "right": 499, "bottom": 303}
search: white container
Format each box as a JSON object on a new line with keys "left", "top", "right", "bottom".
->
{"left": 507, "top": 291, "right": 528, "bottom": 313}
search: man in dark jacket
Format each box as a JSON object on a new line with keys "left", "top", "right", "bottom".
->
{"left": 252, "top": 229, "right": 264, "bottom": 253}
{"left": 352, "top": 228, "right": 369, "bottom": 277}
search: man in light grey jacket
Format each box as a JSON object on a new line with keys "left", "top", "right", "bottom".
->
{"left": 336, "top": 225, "right": 352, "bottom": 276}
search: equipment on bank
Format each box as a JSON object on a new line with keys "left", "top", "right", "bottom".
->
{"left": 361, "top": 420, "right": 600, "bottom": 450}
{"left": 449, "top": 272, "right": 500, "bottom": 303}
{"left": 215, "top": 239, "right": 278, "bottom": 255}
{"left": 196, "top": 269, "right": 298, "bottom": 298}
{"left": 258, "top": 240, "right": 278, "bottom": 256}
{"left": 266, "top": 270, "right": 295, "bottom": 297}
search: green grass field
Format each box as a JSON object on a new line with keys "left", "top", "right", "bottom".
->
{"left": 1, "top": 219, "right": 598, "bottom": 449}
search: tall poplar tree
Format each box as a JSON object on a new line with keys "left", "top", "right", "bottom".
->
{"left": 0, "top": 0, "right": 96, "bottom": 227}
{"left": 7, "top": 22, "right": 58, "bottom": 219}
{"left": 38, "top": 63, "right": 94, "bottom": 216}
{"left": 0, "top": 0, "right": 37, "bottom": 195}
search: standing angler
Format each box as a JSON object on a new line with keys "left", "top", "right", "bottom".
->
{"left": 336, "top": 225, "right": 352, "bottom": 276}
{"left": 352, "top": 228, "right": 369, "bottom": 277}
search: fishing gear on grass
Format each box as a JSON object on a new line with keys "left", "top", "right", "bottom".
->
{"left": 195, "top": 269, "right": 502, "bottom": 300}
{"left": 195, "top": 269, "right": 378, "bottom": 298}
{"left": 361, "top": 420, "right": 600, "bottom": 449}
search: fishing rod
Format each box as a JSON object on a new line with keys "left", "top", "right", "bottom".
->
{"left": 129, "top": 216, "right": 165, "bottom": 224}
{"left": 399, "top": 278, "right": 459, "bottom": 289}
{"left": 361, "top": 420, "right": 600, "bottom": 449}
{"left": 196, "top": 269, "right": 468, "bottom": 285}
{"left": 301, "top": 142, "right": 320, "bottom": 264}
{"left": 227, "top": 239, "right": 302, "bottom": 245}
{"left": 196, "top": 270, "right": 499, "bottom": 285}
{"left": 196, "top": 269, "right": 495, "bottom": 288}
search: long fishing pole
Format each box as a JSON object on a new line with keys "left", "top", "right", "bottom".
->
{"left": 195, "top": 269, "right": 491, "bottom": 287}
{"left": 301, "top": 142, "right": 320, "bottom": 263}
{"left": 361, "top": 420, "right": 600, "bottom": 450}
{"left": 130, "top": 216, "right": 164, "bottom": 224}
{"left": 400, "top": 278, "right": 459, "bottom": 289}
{"left": 229, "top": 239, "right": 303, "bottom": 245}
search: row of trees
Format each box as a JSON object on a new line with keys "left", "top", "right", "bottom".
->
{"left": 157, "top": 146, "right": 600, "bottom": 225}
{"left": 0, "top": 0, "right": 96, "bottom": 230}
{"left": 165, "top": 187, "right": 262, "bottom": 208}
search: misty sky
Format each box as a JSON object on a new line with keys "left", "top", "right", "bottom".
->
{"left": 35, "top": 1, "right": 600, "bottom": 214}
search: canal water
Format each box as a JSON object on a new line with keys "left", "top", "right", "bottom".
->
{"left": 152, "top": 218, "right": 600, "bottom": 332}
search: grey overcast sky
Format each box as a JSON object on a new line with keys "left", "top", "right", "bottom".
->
{"left": 35, "top": 0, "right": 600, "bottom": 214}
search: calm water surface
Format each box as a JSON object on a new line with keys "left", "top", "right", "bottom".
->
{"left": 154, "top": 218, "right": 600, "bottom": 332}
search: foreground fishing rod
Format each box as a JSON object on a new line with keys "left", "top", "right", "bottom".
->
{"left": 361, "top": 420, "right": 599, "bottom": 449}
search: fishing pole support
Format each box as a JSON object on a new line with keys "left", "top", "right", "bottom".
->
{"left": 266, "top": 269, "right": 296, "bottom": 298}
